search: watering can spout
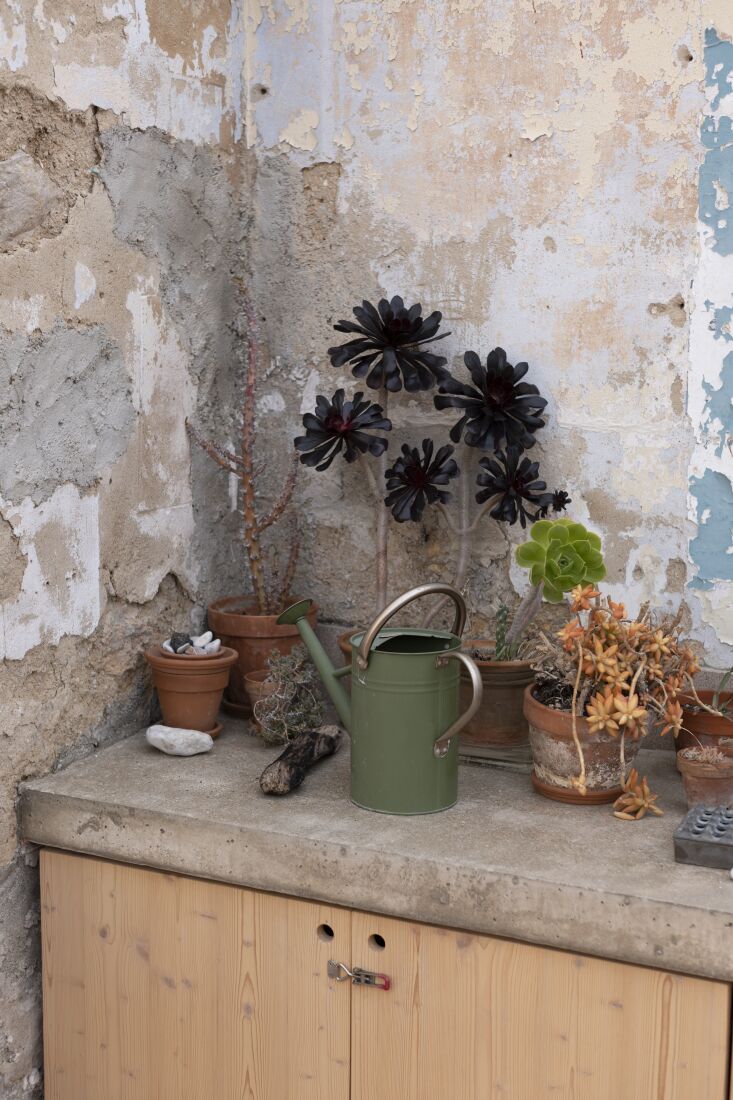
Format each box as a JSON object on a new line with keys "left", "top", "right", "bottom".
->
{"left": 276, "top": 600, "right": 352, "bottom": 731}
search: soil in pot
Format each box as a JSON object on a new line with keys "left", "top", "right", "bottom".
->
{"left": 244, "top": 669, "right": 278, "bottom": 733}
{"left": 524, "top": 685, "right": 643, "bottom": 804}
{"left": 144, "top": 646, "right": 237, "bottom": 737}
{"left": 207, "top": 597, "right": 318, "bottom": 716}
{"left": 677, "top": 690, "right": 733, "bottom": 762}
{"left": 459, "top": 639, "right": 534, "bottom": 768}
{"left": 677, "top": 748, "right": 733, "bottom": 808}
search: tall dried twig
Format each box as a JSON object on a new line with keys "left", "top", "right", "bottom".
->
{"left": 187, "top": 294, "right": 298, "bottom": 614}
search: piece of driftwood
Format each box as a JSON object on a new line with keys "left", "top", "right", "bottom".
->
{"left": 259, "top": 725, "right": 343, "bottom": 795}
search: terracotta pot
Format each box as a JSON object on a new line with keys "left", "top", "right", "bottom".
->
{"left": 677, "top": 751, "right": 733, "bottom": 808}
{"left": 524, "top": 686, "right": 643, "bottom": 804}
{"left": 678, "top": 691, "right": 733, "bottom": 761}
{"left": 459, "top": 639, "right": 535, "bottom": 758}
{"left": 207, "top": 597, "right": 318, "bottom": 715}
{"left": 337, "top": 629, "right": 357, "bottom": 661}
{"left": 144, "top": 646, "right": 237, "bottom": 737}
{"left": 244, "top": 669, "right": 278, "bottom": 732}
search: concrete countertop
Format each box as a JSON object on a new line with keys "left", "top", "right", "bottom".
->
{"left": 20, "top": 725, "right": 733, "bottom": 982}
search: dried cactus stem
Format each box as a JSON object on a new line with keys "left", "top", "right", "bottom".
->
{"left": 188, "top": 293, "right": 299, "bottom": 616}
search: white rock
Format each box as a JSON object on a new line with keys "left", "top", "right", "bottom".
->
{"left": 146, "top": 725, "right": 214, "bottom": 756}
{"left": 204, "top": 639, "right": 221, "bottom": 653}
{"left": 191, "top": 630, "right": 213, "bottom": 647}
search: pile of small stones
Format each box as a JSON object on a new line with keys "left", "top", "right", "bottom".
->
{"left": 162, "top": 630, "right": 221, "bottom": 656}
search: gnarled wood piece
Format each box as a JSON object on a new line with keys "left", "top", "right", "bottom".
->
{"left": 259, "top": 725, "right": 343, "bottom": 795}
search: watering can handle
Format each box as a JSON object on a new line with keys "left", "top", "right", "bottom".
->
{"left": 433, "top": 651, "right": 483, "bottom": 758}
{"left": 357, "top": 583, "right": 467, "bottom": 671}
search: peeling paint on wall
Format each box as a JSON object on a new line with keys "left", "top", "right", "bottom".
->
{"left": 688, "top": 23, "right": 733, "bottom": 652}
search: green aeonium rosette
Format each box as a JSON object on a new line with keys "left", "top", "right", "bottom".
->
{"left": 515, "top": 518, "right": 606, "bottom": 603}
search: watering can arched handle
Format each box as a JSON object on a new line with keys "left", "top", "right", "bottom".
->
{"left": 433, "top": 651, "right": 483, "bottom": 758}
{"left": 357, "top": 583, "right": 467, "bottom": 671}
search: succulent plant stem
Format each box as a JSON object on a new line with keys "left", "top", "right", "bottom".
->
{"left": 375, "top": 387, "right": 390, "bottom": 608}
{"left": 505, "top": 582, "right": 544, "bottom": 648}
{"left": 187, "top": 294, "right": 298, "bottom": 615}
{"left": 570, "top": 642, "right": 587, "bottom": 796}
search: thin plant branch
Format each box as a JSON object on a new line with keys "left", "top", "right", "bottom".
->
{"left": 375, "top": 387, "right": 389, "bottom": 609}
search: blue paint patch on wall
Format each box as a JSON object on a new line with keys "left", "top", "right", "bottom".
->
{"left": 704, "top": 28, "right": 733, "bottom": 110}
{"left": 701, "top": 30, "right": 733, "bottom": 255}
{"left": 689, "top": 469, "right": 733, "bottom": 587}
{"left": 702, "top": 351, "right": 733, "bottom": 455}
{"left": 709, "top": 303, "right": 733, "bottom": 342}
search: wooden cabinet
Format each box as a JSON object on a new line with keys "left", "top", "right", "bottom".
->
{"left": 350, "top": 910, "right": 730, "bottom": 1100}
{"left": 41, "top": 850, "right": 350, "bottom": 1100}
{"left": 41, "top": 850, "right": 732, "bottom": 1100}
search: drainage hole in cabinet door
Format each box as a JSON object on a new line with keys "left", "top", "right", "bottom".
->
{"left": 317, "top": 923, "right": 335, "bottom": 942}
{"left": 368, "top": 933, "right": 386, "bottom": 950}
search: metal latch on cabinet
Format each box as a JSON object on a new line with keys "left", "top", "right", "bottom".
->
{"left": 328, "top": 960, "right": 391, "bottom": 991}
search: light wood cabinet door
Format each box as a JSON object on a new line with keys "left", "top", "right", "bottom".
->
{"left": 350, "top": 910, "right": 731, "bottom": 1100}
{"left": 41, "top": 850, "right": 351, "bottom": 1100}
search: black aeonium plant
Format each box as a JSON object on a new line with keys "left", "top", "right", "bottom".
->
{"left": 294, "top": 388, "right": 392, "bottom": 471}
{"left": 475, "top": 446, "right": 551, "bottom": 529}
{"left": 537, "top": 489, "right": 572, "bottom": 518}
{"left": 435, "top": 347, "right": 547, "bottom": 451}
{"left": 385, "top": 439, "right": 459, "bottom": 522}
{"left": 328, "top": 296, "right": 450, "bottom": 393}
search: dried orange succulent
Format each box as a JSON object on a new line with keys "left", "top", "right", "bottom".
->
{"left": 613, "top": 769, "right": 663, "bottom": 821}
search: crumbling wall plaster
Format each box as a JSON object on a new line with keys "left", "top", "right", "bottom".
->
{"left": 0, "top": 3, "right": 250, "bottom": 1095}
{"left": 247, "top": 0, "right": 717, "bottom": 642}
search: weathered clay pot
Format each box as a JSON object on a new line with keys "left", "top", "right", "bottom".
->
{"left": 677, "top": 750, "right": 733, "bottom": 808}
{"left": 524, "top": 686, "right": 643, "bottom": 805}
{"left": 337, "top": 629, "right": 357, "bottom": 661}
{"left": 459, "top": 639, "right": 534, "bottom": 760}
{"left": 144, "top": 646, "right": 237, "bottom": 738}
{"left": 207, "top": 598, "right": 318, "bottom": 716}
{"left": 678, "top": 690, "right": 733, "bottom": 760}
{"left": 244, "top": 669, "right": 278, "bottom": 732}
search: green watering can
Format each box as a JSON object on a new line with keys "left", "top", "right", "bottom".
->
{"left": 277, "top": 583, "right": 483, "bottom": 815}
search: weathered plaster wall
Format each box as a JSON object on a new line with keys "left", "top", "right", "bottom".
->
{"left": 4, "top": 0, "right": 733, "bottom": 1094}
{"left": 0, "top": 3, "right": 250, "bottom": 1095}
{"left": 246, "top": 0, "right": 733, "bottom": 660}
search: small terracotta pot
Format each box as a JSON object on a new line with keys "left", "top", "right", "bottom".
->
{"left": 678, "top": 690, "right": 733, "bottom": 762}
{"left": 244, "top": 670, "right": 278, "bottom": 732}
{"left": 207, "top": 597, "right": 318, "bottom": 715}
{"left": 144, "top": 646, "right": 237, "bottom": 737}
{"left": 677, "top": 750, "right": 733, "bottom": 808}
{"left": 459, "top": 639, "right": 535, "bottom": 756}
{"left": 338, "top": 629, "right": 358, "bottom": 661}
{"left": 524, "top": 686, "right": 643, "bottom": 804}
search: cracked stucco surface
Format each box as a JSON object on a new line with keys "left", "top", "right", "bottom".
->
{"left": 2, "top": 0, "right": 733, "bottom": 1095}
{"left": 0, "top": 2, "right": 249, "bottom": 1094}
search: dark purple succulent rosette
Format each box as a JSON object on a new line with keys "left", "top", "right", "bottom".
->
{"left": 475, "top": 446, "right": 550, "bottom": 528}
{"left": 537, "top": 489, "right": 572, "bottom": 519}
{"left": 328, "top": 296, "right": 450, "bottom": 393}
{"left": 435, "top": 347, "right": 547, "bottom": 451}
{"left": 384, "top": 438, "right": 460, "bottom": 522}
{"left": 295, "top": 388, "right": 392, "bottom": 471}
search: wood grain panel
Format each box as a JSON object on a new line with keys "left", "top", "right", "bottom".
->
{"left": 41, "top": 850, "right": 350, "bottom": 1100}
{"left": 351, "top": 910, "right": 731, "bottom": 1100}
